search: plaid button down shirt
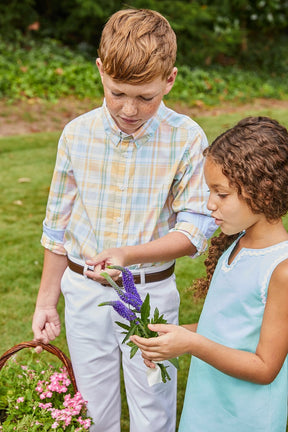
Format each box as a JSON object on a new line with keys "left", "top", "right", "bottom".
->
{"left": 41, "top": 101, "right": 214, "bottom": 268}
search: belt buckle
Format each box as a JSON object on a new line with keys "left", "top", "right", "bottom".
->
{"left": 83, "top": 263, "right": 95, "bottom": 278}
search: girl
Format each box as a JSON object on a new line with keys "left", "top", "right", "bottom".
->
{"left": 130, "top": 116, "right": 288, "bottom": 432}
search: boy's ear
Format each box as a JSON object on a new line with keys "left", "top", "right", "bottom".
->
{"left": 96, "top": 58, "right": 104, "bottom": 80}
{"left": 164, "top": 67, "right": 178, "bottom": 96}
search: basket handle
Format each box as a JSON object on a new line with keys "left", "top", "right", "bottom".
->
{"left": 0, "top": 341, "right": 78, "bottom": 393}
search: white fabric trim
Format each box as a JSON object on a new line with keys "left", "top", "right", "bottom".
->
{"left": 261, "top": 251, "right": 288, "bottom": 305}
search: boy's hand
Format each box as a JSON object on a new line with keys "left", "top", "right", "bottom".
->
{"left": 85, "top": 247, "right": 126, "bottom": 283}
{"left": 32, "top": 306, "right": 61, "bottom": 352}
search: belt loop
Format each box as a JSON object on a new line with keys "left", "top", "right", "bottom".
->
{"left": 83, "top": 263, "right": 88, "bottom": 278}
{"left": 140, "top": 269, "right": 145, "bottom": 286}
{"left": 83, "top": 262, "right": 94, "bottom": 278}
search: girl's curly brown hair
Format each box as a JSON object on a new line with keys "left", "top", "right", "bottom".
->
{"left": 193, "top": 116, "right": 288, "bottom": 299}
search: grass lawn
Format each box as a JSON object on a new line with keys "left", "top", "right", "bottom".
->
{"left": 0, "top": 105, "right": 287, "bottom": 430}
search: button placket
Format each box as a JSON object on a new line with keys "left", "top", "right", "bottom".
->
{"left": 115, "top": 137, "right": 133, "bottom": 245}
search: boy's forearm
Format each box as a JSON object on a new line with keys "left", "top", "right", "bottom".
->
{"left": 122, "top": 231, "right": 196, "bottom": 266}
{"left": 36, "top": 249, "right": 67, "bottom": 307}
{"left": 85, "top": 231, "right": 197, "bottom": 282}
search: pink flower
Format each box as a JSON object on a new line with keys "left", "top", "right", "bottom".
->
{"left": 78, "top": 417, "right": 92, "bottom": 429}
{"left": 4, "top": 360, "right": 92, "bottom": 430}
{"left": 38, "top": 402, "right": 52, "bottom": 410}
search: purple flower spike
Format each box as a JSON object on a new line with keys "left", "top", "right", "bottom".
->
{"left": 100, "top": 270, "right": 142, "bottom": 312}
{"left": 100, "top": 301, "right": 139, "bottom": 323}
{"left": 122, "top": 268, "right": 142, "bottom": 304}
{"left": 122, "top": 292, "right": 142, "bottom": 312}
{"left": 111, "top": 279, "right": 142, "bottom": 312}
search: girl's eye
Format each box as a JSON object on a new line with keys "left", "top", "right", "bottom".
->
{"left": 218, "top": 194, "right": 228, "bottom": 199}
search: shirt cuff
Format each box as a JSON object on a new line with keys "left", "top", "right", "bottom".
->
{"left": 41, "top": 223, "right": 66, "bottom": 255}
{"left": 169, "top": 222, "right": 208, "bottom": 257}
{"left": 177, "top": 211, "right": 217, "bottom": 239}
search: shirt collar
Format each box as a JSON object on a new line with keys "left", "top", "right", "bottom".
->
{"left": 102, "top": 99, "right": 164, "bottom": 148}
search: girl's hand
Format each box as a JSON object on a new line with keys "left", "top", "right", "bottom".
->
{"left": 130, "top": 323, "right": 194, "bottom": 363}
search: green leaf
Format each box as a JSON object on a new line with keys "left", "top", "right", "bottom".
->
{"left": 115, "top": 321, "right": 131, "bottom": 331}
{"left": 153, "top": 307, "right": 160, "bottom": 321}
{"left": 168, "top": 357, "right": 180, "bottom": 369}
{"left": 141, "top": 293, "right": 150, "bottom": 322}
{"left": 157, "top": 315, "right": 167, "bottom": 324}
{"left": 134, "top": 325, "right": 142, "bottom": 336}
{"left": 130, "top": 344, "right": 139, "bottom": 359}
{"left": 122, "top": 324, "right": 137, "bottom": 344}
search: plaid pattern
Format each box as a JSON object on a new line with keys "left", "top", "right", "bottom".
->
{"left": 42, "top": 101, "right": 211, "bottom": 266}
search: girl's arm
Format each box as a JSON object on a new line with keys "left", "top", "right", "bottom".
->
{"left": 131, "top": 259, "right": 288, "bottom": 385}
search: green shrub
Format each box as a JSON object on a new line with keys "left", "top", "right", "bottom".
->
{"left": 1, "top": 36, "right": 288, "bottom": 105}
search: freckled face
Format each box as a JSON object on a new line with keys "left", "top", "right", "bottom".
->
{"left": 204, "top": 158, "right": 261, "bottom": 235}
{"left": 96, "top": 59, "right": 177, "bottom": 135}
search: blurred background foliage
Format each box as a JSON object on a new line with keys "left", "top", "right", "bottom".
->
{"left": 1, "top": 0, "right": 288, "bottom": 71}
{"left": 0, "top": 0, "right": 288, "bottom": 104}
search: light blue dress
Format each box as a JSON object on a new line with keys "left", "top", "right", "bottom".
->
{"left": 179, "top": 236, "right": 288, "bottom": 432}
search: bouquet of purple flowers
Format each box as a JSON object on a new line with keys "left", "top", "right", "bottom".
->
{"left": 99, "top": 266, "right": 179, "bottom": 384}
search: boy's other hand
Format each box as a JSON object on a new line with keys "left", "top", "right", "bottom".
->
{"left": 85, "top": 247, "right": 125, "bottom": 283}
{"left": 32, "top": 307, "right": 61, "bottom": 352}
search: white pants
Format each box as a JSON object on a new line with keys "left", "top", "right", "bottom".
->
{"left": 61, "top": 267, "right": 180, "bottom": 432}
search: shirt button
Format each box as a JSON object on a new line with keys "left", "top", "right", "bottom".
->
{"left": 117, "top": 217, "right": 122, "bottom": 223}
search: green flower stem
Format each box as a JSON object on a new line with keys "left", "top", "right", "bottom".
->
{"left": 158, "top": 363, "right": 171, "bottom": 383}
{"left": 136, "top": 320, "right": 150, "bottom": 338}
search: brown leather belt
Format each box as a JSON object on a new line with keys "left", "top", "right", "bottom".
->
{"left": 67, "top": 257, "right": 175, "bottom": 286}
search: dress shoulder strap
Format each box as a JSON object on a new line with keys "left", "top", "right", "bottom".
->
{"left": 260, "top": 243, "right": 288, "bottom": 305}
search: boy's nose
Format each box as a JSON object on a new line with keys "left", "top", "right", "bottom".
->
{"left": 122, "top": 99, "right": 137, "bottom": 116}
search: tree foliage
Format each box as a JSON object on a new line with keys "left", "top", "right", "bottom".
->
{"left": 0, "top": 0, "right": 288, "bottom": 72}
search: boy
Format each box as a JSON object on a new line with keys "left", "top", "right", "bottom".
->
{"left": 32, "top": 8, "right": 216, "bottom": 432}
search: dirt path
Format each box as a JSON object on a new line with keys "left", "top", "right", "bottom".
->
{"left": 1, "top": 97, "right": 288, "bottom": 137}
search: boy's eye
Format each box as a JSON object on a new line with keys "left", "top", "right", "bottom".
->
{"left": 218, "top": 194, "right": 228, "bottom": 199}
{"left": 112, "top": 92, "right": 123, "bottom": 97}
{"left": 140, "top": 96, "right": 153, "bottom": 101}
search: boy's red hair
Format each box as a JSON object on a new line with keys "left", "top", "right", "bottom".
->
{"left": 98, "top": 9, "right": 177, "bottom": 83}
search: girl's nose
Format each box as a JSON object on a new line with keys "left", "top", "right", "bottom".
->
{"left": 207, "top": 194, "right": 217, "bottom": 211}
{"left": 122, "top": 99, "right": 137, "bottom": 116}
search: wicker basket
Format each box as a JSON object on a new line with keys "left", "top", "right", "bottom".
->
{"left": 0, "top": 340, "right": 78, "bottom": 393}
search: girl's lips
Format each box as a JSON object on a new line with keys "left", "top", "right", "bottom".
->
{"left": 213, "top": 217, "right": 223, "bottom": 226}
